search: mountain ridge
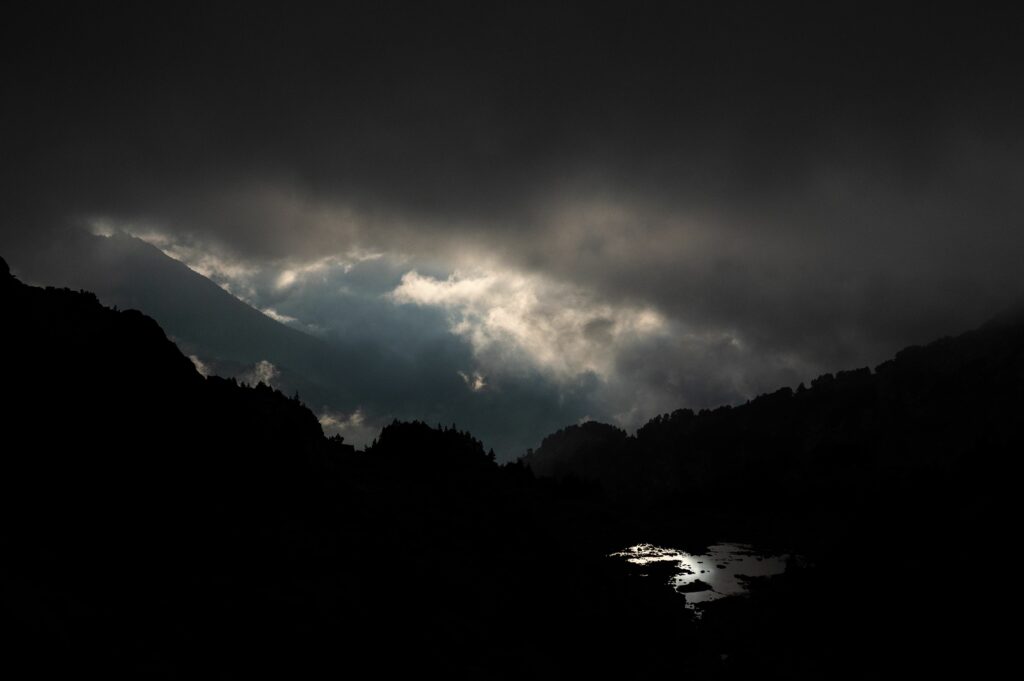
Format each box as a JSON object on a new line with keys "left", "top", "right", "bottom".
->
{"left": 2, "top": 254, "right": 1018, "bottom": 676}
{"left": 522, "top": 304, "right": 1023, "bottom": 549}
{"left": 4, "top": 232, "right": 587, "bottom": 456}
{"left": 7, "top": 230, "right": 362, "bottom": 407}
{"left": 0, "top": 254, "right": 702, "bottom": 677}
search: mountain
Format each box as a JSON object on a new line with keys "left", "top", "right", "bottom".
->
{"left": 522, "top": 305, "right": 1023, "bottom": 676}
{"left": 5, "top": 232, "right": 585, "bottom": 456}
{"left": 524, "top": 311, "right": 1024, "bottom": 542}
{"left": 8, "top": 230, "right": 364, "bottom": 412}
{"left": 3, "top": 255, "right": 1017, "bottom": 677}
{"left": 523, "top": 420, "right": 628, "bottom": 480}
{"left": 0, "top": 257, "right": 701, "bottom": 678}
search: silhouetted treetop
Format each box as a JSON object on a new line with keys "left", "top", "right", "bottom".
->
{"left": 3, "top": 253, "right": 1018, "bottom": 678}
{"left": 523, "top": 308, "right": 1024, "bottom": 518}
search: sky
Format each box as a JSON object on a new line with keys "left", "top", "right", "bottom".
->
{"left": 3, "top": 3, "right": 1024, "bottom": 456}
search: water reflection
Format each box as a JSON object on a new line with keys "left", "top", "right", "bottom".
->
{"left": 611, "top": 543, "right": 789, "bottom": 609}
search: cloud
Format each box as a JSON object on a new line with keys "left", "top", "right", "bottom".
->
{"left": 318, "top": 408, "right": 379, "bottom": 448}
{"left": 5, "top": 4, "right": 1024, "bottom": 453}
{"left": 241, "top": 360, "right": 279, "bottom": 387}
{"left": 391, "top": 268, "right": 667, "bottom": 381}
{"left": 260, "top": 308, "right": 298, "bottom": 325}
{"left": 188, "top": 355, "right": 211, "bottom": 378}
{"left": 81, "top": 233, "right": 600, "bottom": 456}
{"left": 458, "top": 371, "right": 487, "bottom": 392}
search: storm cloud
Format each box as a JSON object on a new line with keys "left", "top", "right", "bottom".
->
{"left": 4, "top": 3, "right": 1024, "bottom": 454}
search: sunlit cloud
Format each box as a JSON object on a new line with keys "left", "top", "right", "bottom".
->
{"left": 261, "top": 307, "right": 298, "bottom": 324}
{"left": 458, "top": 370, "right": 488, "bottom": 392}
{"left": 390, "top": 268, "right": 668, "bottom": 382}
{"left": 241, "top": 359, "right": 279, "bottom": 387}
{"left": 318, "top": 408, "right": 378, "bottom": 447}
{"left": 88, "top": 217, "right": 117, "bottom": 238}
{"left": 68, "top": 220, "right": 828, "bottom": 446}
{"left": 274, "top": 251, "right": 387, "bottom": 289}
{"left": 188, "top": 354, "right": 211, "bottom": 377}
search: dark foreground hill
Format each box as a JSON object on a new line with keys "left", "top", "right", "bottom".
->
{"left": 2, "top": 253, "right": 1018, "bottom": 678}
{"left": 6, "top": 230, "right": 372, "bottom": 419}
{"left": 0, "top": 257, "right": 703, "bottom": 678}
{"left": 524, "top": 302, "right": 1024, "bottom": 675}
{"left": 3, "top": 231, "right": 587, "bottom": 457}
{"left": 524, "top": 309, "right": 1023, "bottom": 544}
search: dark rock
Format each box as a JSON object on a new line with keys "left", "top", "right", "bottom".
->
{"left": 676, "top": 579, "right": 713, "bottom": 593}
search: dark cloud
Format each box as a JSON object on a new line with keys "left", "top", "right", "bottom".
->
{"left": 6, "top": 4, "right": 1021, "bottom": 225}
{"left": 4, "top": 3, "right": 1024, "bottom": 451}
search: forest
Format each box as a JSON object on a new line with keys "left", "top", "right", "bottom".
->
{"left": 2, "top": 255, "right": 1018, "bottom": 678}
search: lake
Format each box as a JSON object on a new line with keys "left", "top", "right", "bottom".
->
{"left": 611, "top": 542, "right": 790, "bottom": 612}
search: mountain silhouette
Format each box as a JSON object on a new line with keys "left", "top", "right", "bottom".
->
{"left": 4, "top": 232, "right": 585, "bottom": 456}
{"left": 2, "top": 254, "right": 1017, "bottom": 678}
{"left": 0, "top": 256, "right": 703, "bottom": 678}
{"left": 523, "top": 303, "right": 1023, "bottom": 676}
{"left": 523, "top": 313, "right": 1023, "bottom": 538}
{"left": 8, "top": 230, "right": 365, "bottom": 409}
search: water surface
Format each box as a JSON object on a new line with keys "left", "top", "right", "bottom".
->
{"left": 612, "top": 542, "right": 790, "bottom": 610}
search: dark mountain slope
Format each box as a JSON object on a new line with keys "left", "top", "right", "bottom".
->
{"left": 4, "top": 254, "right": 1017, "bottom": 678}
{"left": 524, "top": 311, "right": 1023, "bottom": 542}
{"left": 0, "top": 257, "right": 701, "bottom": 679}
{"left": 523, "top": 304, "right": 1023, "bottom": 677}
{"left": 8, "top": 230, "right": 363, "bottom": 409}
{"left": 523, "top": 421, "right": 629, "bottom": 480}
{"left": 5, "top": 232, "right": 585, "bottom": 457}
